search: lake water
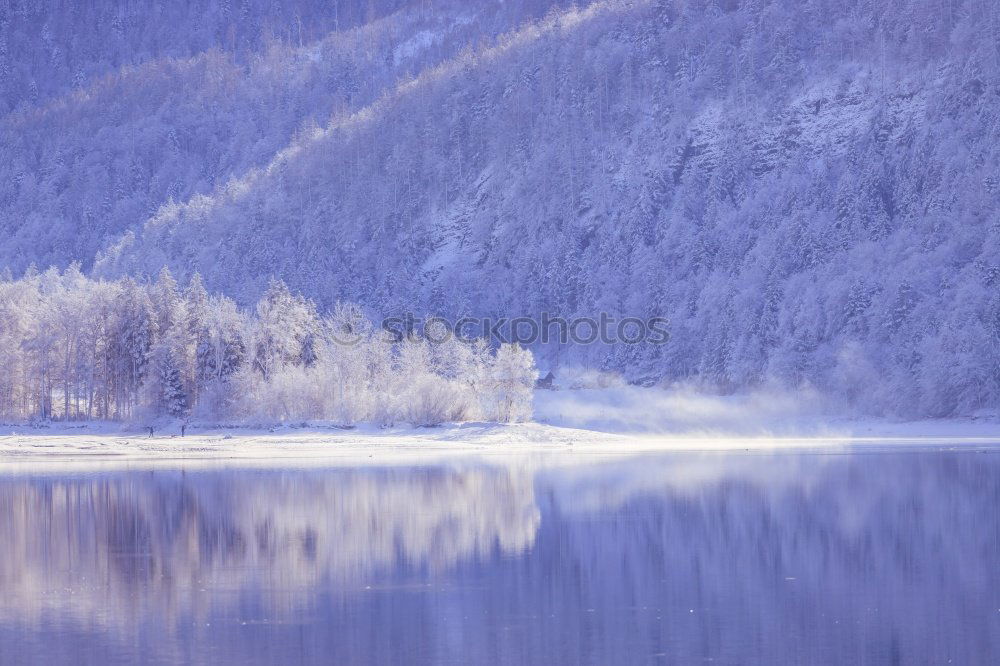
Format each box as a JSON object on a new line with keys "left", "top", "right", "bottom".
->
{"left": 1, "top": 448, "right": 999, "bottom": 664}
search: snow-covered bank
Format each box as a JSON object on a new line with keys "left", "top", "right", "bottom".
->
{"left": 1, "top": 412, "right": 999, "bottom": 472}
{"left": 1, "top": 388, "right": 998, "bottom": 467}
{"left": 0, "top": 422, "right": 611, "bottom": 465}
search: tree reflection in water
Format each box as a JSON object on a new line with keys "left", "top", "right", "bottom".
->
{"left": 0, "top": 450, "right": 998, "bottom": 665}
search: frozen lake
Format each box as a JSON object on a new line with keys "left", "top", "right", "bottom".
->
{"left": 1, "top": 447, "right": 999, "bottom": 664}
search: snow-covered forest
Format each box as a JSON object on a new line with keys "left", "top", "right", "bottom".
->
{"left": 1, "top": 0, "right": 998, "bottom": 418}
{"left": 0, "top": 268, "right": 536, "bottom": 425}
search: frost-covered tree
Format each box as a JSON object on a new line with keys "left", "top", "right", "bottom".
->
{"left": 185, "top": 273, "right": 211, "bottom": 400}
{"left": 487, "top": 343, "right": 537, "bottom": 423}
{"left": 0, "top": 269, "right": 532, "bottom": 425}
{"left": 113, "top": 279, "right": 155, "bottom": 418}
{"left": 192, "top": 296, "right": 248, "bottom": 419}
{"left": 396, "top": 334, "right": 472, "bottom": 426}
{"left": 252, "top": 279, "right": 321, "bottom": 381}
{"left": 152, "top": 346, "right": 188, "bottom": 419}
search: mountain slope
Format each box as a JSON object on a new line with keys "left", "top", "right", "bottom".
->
{"left": 3, "top": 0, "right": 1000, "bottom": 416}
{"left": 0, "top": 0, "right": 571, "bottom": 272}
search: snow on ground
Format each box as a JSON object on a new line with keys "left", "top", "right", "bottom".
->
{"left": 0, "top": 421, "right": 625, "bottom": 466}
{"left": 1, "top": 388, "right": 998, "bottom": 468}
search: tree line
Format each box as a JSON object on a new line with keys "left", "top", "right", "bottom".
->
{"left": 0, "top": 266, "right": 537, "bottom": 426}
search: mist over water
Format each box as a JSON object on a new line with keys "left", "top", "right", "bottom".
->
{"left": 1, "top": 450, "right": 999, "bottom": 665}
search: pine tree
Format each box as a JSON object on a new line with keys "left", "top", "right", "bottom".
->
{"left": 155, "top": 346, "right": 188, "bottom": 418}
{"left": 185, "top": 273, "right": 211, "bottom": 401}
{"left": 115, "top": 279, "right": 155, "bottom": 417}
{"left": 152, "top": 266, "right": 182, "bottom": 335}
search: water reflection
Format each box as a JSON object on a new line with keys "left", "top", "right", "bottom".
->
{"left": 1, "top": 451, "right": 999, "bottom": 664}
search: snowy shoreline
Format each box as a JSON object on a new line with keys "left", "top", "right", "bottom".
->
{"left": 2, "top": 415, "right": 1000, "bottom": 469}
{"left": 2, "top": 388, "right": 998, "bottom": 466}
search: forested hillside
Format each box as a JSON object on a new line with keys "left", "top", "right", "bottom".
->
{"left": 0, "top": 0, "right": 572, "bottom": 271}
{"left": 2, "top": 0, "right": 999, "bottom": 416}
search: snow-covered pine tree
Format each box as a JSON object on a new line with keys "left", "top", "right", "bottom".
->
{"left": 154, "top": 346, "right": 188, "bottom": 418}
{"left": 114, "top": 278, "right": 155, "bottom": 418}
{"left": 151, "top": 266, "right": 183, "bottom": 335}
{"left": 185, "top": 272, "right": 211, "bottom": 402}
